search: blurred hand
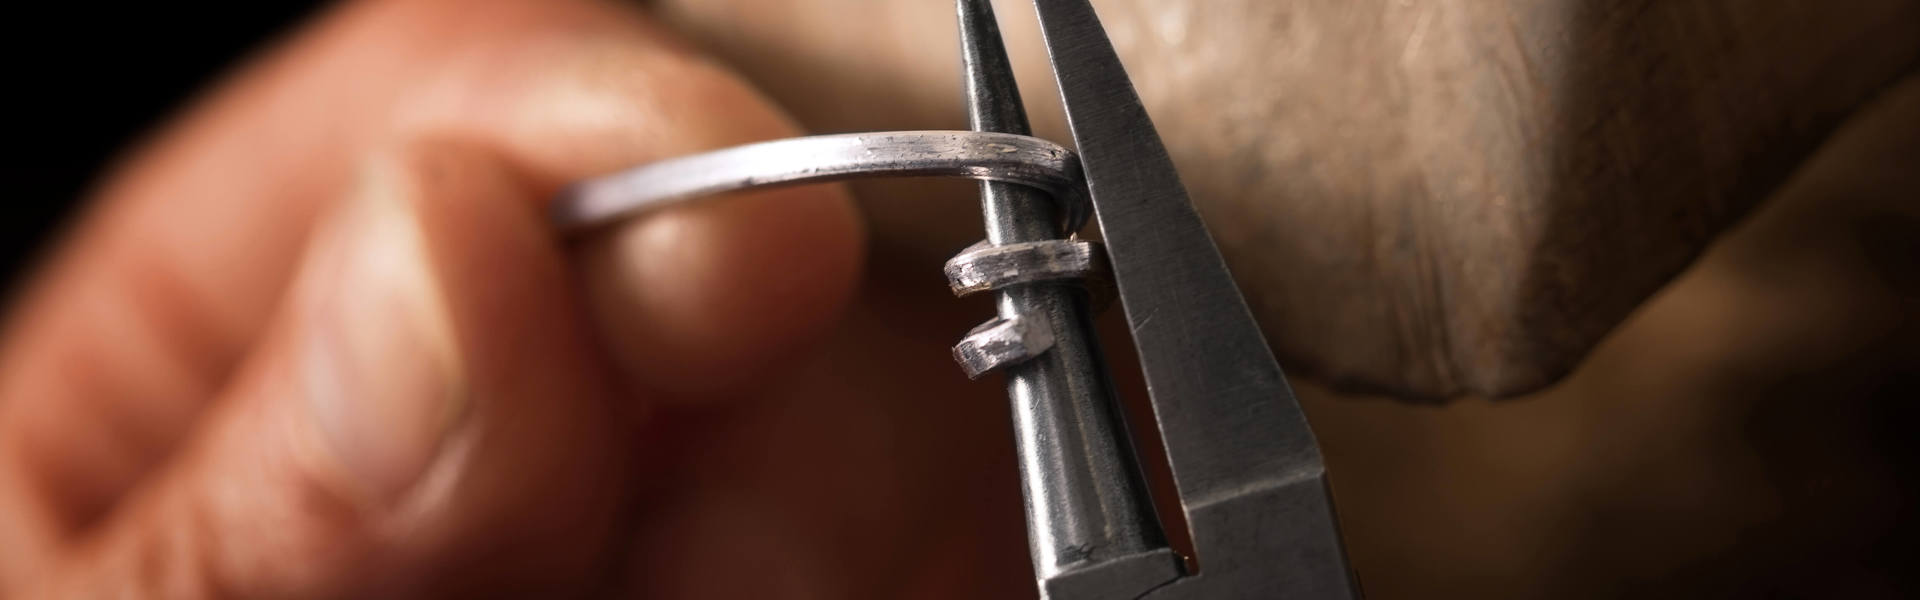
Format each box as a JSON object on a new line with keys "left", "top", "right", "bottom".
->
{"left": 0, "top": 0, "right": 1023, "bottom": 596}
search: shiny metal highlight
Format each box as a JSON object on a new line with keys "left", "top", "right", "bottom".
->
{"left": 943, "top": 239, "right": 1109, "bottom": 298}
{"left": 953, "top": 314, "right": 1058, "bottom": 379}
{"left": 552, "top": 130, "right": 1090, "bottom": 235}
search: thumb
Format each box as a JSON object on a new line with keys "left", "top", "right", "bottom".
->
{"left": 29, "top": 142, "right": 630, "bottom": 598}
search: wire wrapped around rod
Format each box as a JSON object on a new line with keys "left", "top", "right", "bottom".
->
{"left": 549, "top": 129, "right": 1111, "bottom": 377}
{"left": 945, "top": 238, "right": 1112, "bottom": 377}
{"left": 944, "top": 239, "right": 1114, "bottom": 307}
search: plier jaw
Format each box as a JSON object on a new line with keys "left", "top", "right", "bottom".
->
{"left": 553, "top": 1, "right": 1359, "bottom": 595}
{"left": 957, "top": 0, "right": 1359, "bottom": 597}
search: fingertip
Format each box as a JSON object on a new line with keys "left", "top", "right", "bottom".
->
{"left": 579, "top": 182, "right": 866, "bottom": 402}
{"left": 370, "top": 0, "right": 871, "bottom": 404}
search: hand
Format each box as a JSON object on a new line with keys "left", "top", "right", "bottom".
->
{"left": 0, "top": 0, "right": 1027, "bottom": 596}
{"left": 655, "top": 0, "right": 1920, "bottom": 399}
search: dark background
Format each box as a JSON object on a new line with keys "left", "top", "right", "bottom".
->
{"left": 3, "top": 3, "right": 324, "bottom": 294}
{"left": 2, "top": 4, "right": 1915, "bottom": 598}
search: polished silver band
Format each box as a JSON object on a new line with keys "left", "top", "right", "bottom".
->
{"left": 944, "top": 239, "right": 1109, "bottom": 298}
{"left": 952, "top": 314, "right": 1057, "bottom": 379}
{"left": 551, "top": 130, "right": 1089, "bottom": 235}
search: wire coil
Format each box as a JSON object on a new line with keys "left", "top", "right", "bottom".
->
{"left": 550, "top": 130, "right": 1111, "bottom": 378}
{"left": 943, "top": 238, "right": 1110, "bottom": 377}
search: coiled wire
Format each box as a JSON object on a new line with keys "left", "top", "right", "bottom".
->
{"left": 550, "top": 130, "right": 1109, "bottom": 377}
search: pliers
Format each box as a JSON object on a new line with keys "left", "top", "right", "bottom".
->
{"left": 554, "top": 1, "right": 1357, "bottom": 597}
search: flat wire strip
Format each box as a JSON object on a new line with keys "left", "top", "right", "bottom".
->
{"left": 552, "top": 130, "right": 1090, "bottom": 234}
{"left": 945, "top": 239, "right": 1109, "bottom": 297}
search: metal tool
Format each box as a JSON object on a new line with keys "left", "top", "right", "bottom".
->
{"left": 553, "top": 0, "right": 1356, "bottom": 597}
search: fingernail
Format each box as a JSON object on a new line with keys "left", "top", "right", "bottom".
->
{"left": 301, "top": 169, "right": 466, "bottom": 506}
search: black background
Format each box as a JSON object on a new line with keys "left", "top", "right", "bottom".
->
{"left": 3, "top": 3, "right": 325, "bottom": 294}
{"left": 2, "top": 5, "right": 1915, "bottom": 598}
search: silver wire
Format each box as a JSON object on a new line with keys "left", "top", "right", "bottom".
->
{"left": 551, "top": 130, "right": 1089, "bottom": 235}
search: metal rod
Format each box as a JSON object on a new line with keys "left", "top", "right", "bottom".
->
{"left": 957, "top": 1, "right": 1178, "bottom": 597}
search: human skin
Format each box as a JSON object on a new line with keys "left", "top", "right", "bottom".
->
{"left": 0, "top": 0, "right": 909, "bottom": 595}
{"left": 3, "top": 0, "right": 1917, "bottom": 597}
{"left": 654, "top": 0, "right": 1920, "bottom": 399}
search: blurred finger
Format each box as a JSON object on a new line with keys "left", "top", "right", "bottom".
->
{"left": 24, "top": 142, "right": 627, "bottom": 598}
{"left": 0, "top": 0, "right": 863, "bottom": 580}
